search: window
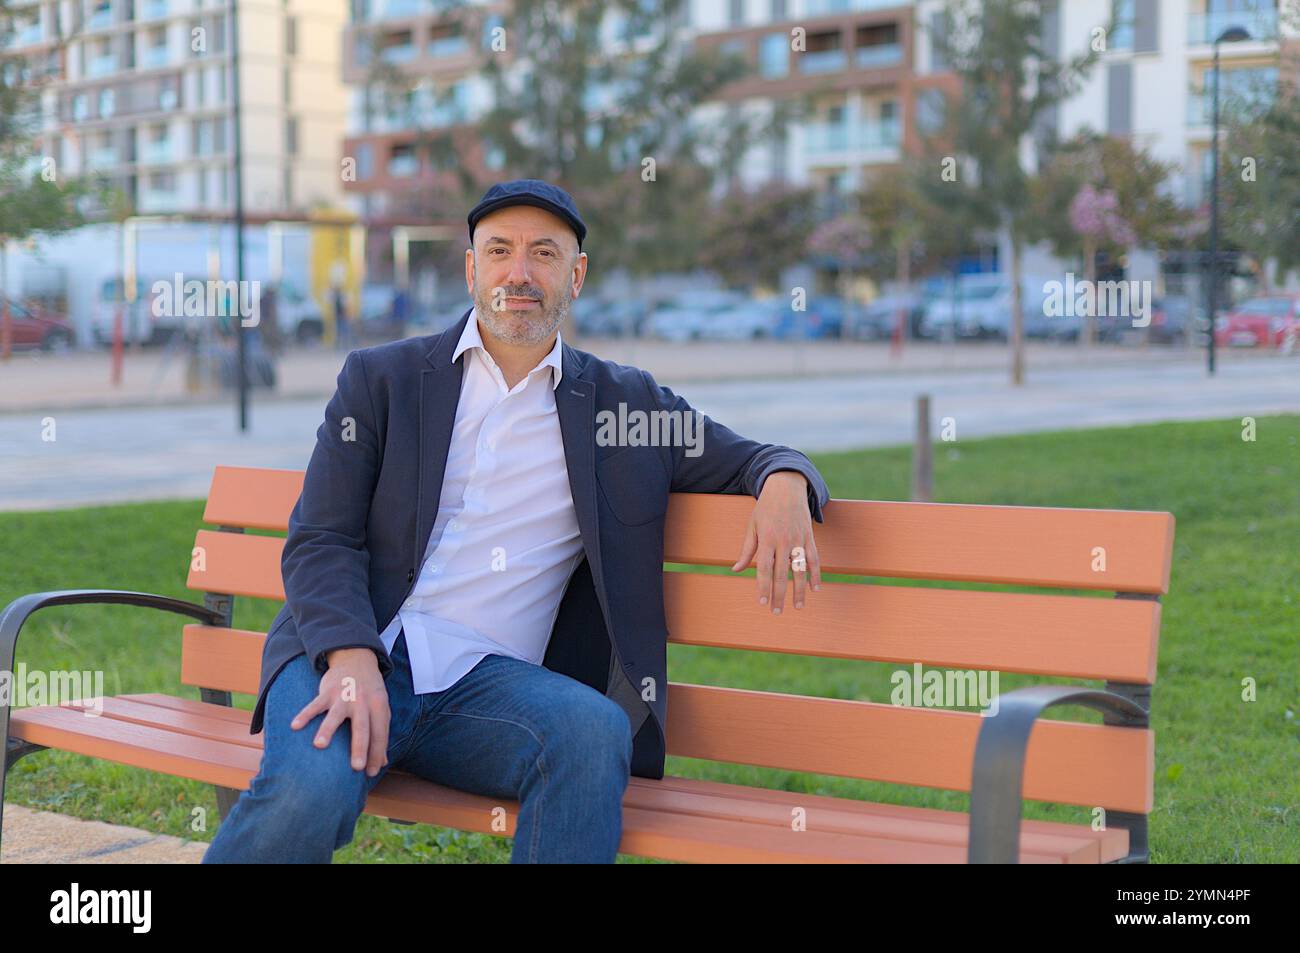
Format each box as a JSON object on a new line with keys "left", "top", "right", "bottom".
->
{"left": 211, "top": 13, "right": 226, "bottom": 53}
{"left": 770, "top": 0, "right": 787, "bottom": 19}
{"left": 729, "top": 0, "right": 745, "bottom": 28}
{"left": 282, "top": 67, "right": 290, "bottom": 105}
{"left": 1107, "top": 61, "right": 1133, "bottom": 134}
{"left": 1110, "top": 0, "right": 1134, "bottom": 51}
{"left": 1133, "top": 0, "right": 1159, "bottom": 53}
{"left": 285, "top": 116, "right": 298, "bottom": 155}
{"left": 355, "top": 142, "right": 373, "bottom": 179}
{"left": 72, "top": 93, "right": 89, "bottom": 121}
{"left": 285, "top": 16, "right": 296, "bottom": 55}
{"left": 916, "top": 88, "right": 946, "bottom": 134}
{"left": 99, "top": 87, "right": 115, "bottom": 117}
{"left": 759, "top": 32, "right": 788, "bottom": 77}
{"left": 929, "top": 11, "right": 949, "bottom": 72}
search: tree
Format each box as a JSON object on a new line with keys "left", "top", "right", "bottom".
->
{"left": 922, "top": 0, "right": 1110, "bottom": 384}
{"left": 1030, "top": 132, "right": 1187, "bottom": 343}
{"left": 369, "top": 0, "right": 761, "bottom": 278}
{"left": 0, "top": 1, "right": 92, "bottom": 358}
{"left": 1219, "top": 61, "right": 1300, "bottom": 290}
{"left": 703, "top": 181, "right": 819, "bottom": 290}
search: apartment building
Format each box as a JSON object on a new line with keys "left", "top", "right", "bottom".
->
{"left": 1052, "top": 0, "right": 1294, "bottom": 208}
{"left": 2, "top": 0, "right": 347, "bottom": 216}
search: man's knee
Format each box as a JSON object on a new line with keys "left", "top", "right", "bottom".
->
{"left": 545, "top": 689, "right": 633, "bottom": 772}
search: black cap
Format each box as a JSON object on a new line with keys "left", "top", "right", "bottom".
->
{"left": 467, "top": 179, "right": 587, "bottom": 251}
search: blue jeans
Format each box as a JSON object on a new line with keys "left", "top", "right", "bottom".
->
{"left": 203, "top": 629, "right": 633, "bottom": 863}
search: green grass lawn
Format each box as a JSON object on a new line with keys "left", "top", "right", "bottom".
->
{"left": 1, "top": 416, "right": 1296, "bottom": 863}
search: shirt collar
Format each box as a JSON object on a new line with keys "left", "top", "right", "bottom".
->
{"left": 453, "top": 306, "right": 563, "bottom": 391}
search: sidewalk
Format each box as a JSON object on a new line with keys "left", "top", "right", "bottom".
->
{"left": 0, "top": 804, "right": 207, "bottom": 863}
{"left": 0, "top": 335, "right": 1228, "bottom": 415}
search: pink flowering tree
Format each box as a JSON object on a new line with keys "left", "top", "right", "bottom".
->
{"left": 1069, "top": 184, "right": 1137, "bottom": 345}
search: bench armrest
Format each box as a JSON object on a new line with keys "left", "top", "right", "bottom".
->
{"left": 967, "top": 684, "right": 1149, "bottom": 864}
{"left": 1, "top": 589, "right": 224, "bottom": 674}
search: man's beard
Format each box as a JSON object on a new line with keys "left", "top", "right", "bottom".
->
{"left": 474, "top": 278, "right": 570, "bottom": 346}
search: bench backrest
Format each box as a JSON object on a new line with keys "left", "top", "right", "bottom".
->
{"left": 184, "top": 465, "right": 1174, "bottom": 817}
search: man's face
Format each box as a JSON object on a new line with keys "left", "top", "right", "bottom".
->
{"left": 465, "top": 204, "right": 587, "bottom": 347}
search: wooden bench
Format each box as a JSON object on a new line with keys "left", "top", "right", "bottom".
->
{"left": 1, "top": 464, "right": 1174, "bottom": 863}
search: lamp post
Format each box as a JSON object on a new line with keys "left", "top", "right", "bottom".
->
{"left": 1206, "top": 24, "right": 1250, "bottom": 376}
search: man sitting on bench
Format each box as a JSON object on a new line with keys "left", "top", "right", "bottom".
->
{"left": 203, "top": 179, "right": 830, "bottom": 864}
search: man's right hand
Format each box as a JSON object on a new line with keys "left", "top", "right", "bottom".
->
{"left": 291, "top": 647, "right": 390, "bottom": 777}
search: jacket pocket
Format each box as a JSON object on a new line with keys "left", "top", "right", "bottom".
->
{"left": 596, "top": 446, "right": 669, "bottom": 527}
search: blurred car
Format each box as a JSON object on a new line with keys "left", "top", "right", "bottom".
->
{"left": 643, "top": 290, "right": 747, "bottom": 341}
{"left": 708, "top": 298, "right": 784, "bottom": 340}
{"left": 91, "top": 276, "right": 173, "bottom": 346}
{"left": 923, "top": 275, "right": 1074, "bottom": 340}
{"left": 1, "top": 298, "right": 75, "bottom": 351}
{"left": 850, "top": 293, "right": 924, "bottom": 340}
{"left": 273, "top": 284, "right": 324, "bottom": 344}
{"left": 1214, "top": 295, "right": 1300, "bottom": 349}
{"left": 773, "top": 296, "right": 846, "bottom": 339}
{"left": 573, "top": 298, "right": 649, "bottom": 337}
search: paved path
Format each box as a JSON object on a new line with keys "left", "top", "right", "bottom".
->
{"left": 1, "top": 354, "right": 1294, "bottom": 512}
{"left": 0, "top": 805, "right": 207, "bottom": 864}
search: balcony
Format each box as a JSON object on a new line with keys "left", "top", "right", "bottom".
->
{"left": 854, "top": 43, "right": 903, "bottom": 68}
{"left": 379, "top": 42, "right": 416, "bottom": 64}
{"left": 13, "top": 22, "right": 43, "bottom": 47}
{"left": 805, "top": 0, "right": 908, "bottom": 14}
{"left": 373, "top": 0, "right": 423, "bottom": 20}
{"left": 859, "top": 118, "right": 901, "bottom": 148}
{"left": 141, "top": 45, "right": 170, "bottom": 69}
{"left": 804, "top": 122, "right": 850, "bottom": 154}
{"left": 804, "top": 119, "right": 901, "bottom": 156}
{"left": 90, "top": 146, "right": 119, "bottom": 166}
{"left": 87, "top": 54, "right": 119, "bottom": 78}
{"left": 1186, "top": 69, "right": 1278, "bottom": 125}
{"left": 427, "top": 34, "right": 469, "bottom": 58}
{"left": 140, "top": 0, "right": 169, "bottom": 21}
{"left": 87, "top": 6, "right": 114, "bottom": 31}
{"left": 387, "top": 152, "right": 419, "bottom": 176}
{"left": 140, "top": 139, "right": 174, "bottom": 164}
{"left": 801, "top": 48, "right": 847, "bottom": 74}
{"left": 1187, "top": 9, "right": 1278, "bottom": 45}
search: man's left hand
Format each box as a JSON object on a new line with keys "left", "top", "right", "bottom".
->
{"left": 730, "top": 471, "right": 822, "bottom": 614}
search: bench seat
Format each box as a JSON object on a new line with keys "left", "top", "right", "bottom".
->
{"left": 10, "top": 693, "right": 1129, "bottom": 864}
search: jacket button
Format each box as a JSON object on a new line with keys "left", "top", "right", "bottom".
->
{"left": 407, "top": 569, "right": 415, "bottom": 582}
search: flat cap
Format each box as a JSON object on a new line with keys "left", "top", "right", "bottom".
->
{"left": 467, "top": 178, "right": 587, "bottom": 250}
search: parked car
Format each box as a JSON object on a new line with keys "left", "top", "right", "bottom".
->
{"left": 573, "top": 298, "right": 649, "bottom": 337}
{"left": 643, "top": 290, "right": 747, "bottom": 341}
{"left": 922, "top": 275, "right": 1073, "bottom": 340}
{"left": 1, "top": 298, "right": 75, "bottom": 351}
{"left": 701, "top": 298, "right": 783, "bottom": 340}
{"left": 773, "top": 296, "right": 846, "bottom": 339}
{"left": 90, "top": 276, "right": 174, "bottom": 346}
{"left": 1214, "top": 294, "right": 1300, "bottom": 349}
{"left": 274, "top": 283, "right": 325, "bottom": 344}
{"left": 850, "top": 293, "right": 924, "bottom": 340}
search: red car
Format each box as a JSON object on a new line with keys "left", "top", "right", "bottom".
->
{"left": 1214, "top": 295, "right": 1300, "bottom": 349}
{"left": 1, "top": 298, "right": 75, "bottom": 351}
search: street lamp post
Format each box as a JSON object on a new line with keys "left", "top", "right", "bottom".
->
{"left": 1207, "top": 25, "right": 1250, "bottom": 376}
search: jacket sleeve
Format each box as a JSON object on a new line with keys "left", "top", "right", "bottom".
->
{"left": 638, "top": 369, "right": 829, "bottom": 522}
{"left": 281, "top": 349, "right": 393, "bottom": 678}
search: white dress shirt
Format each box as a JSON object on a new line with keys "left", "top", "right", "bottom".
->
{"left": 377, "top": 309, "right": 585, "bottom": 694}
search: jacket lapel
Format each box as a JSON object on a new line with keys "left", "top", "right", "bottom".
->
{"left": 554, "top": 344, "right": 608, "bottom": 613}
{"left": 414, "top": 309, "right": 470, "bottom": 566}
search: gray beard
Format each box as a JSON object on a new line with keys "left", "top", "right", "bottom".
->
{"left": 474, "top": 285, "right": 570, "bottom": 346}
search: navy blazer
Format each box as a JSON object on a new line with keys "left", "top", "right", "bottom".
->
{"left": 252, "top": 309, "right": 831, "bottom": 780}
